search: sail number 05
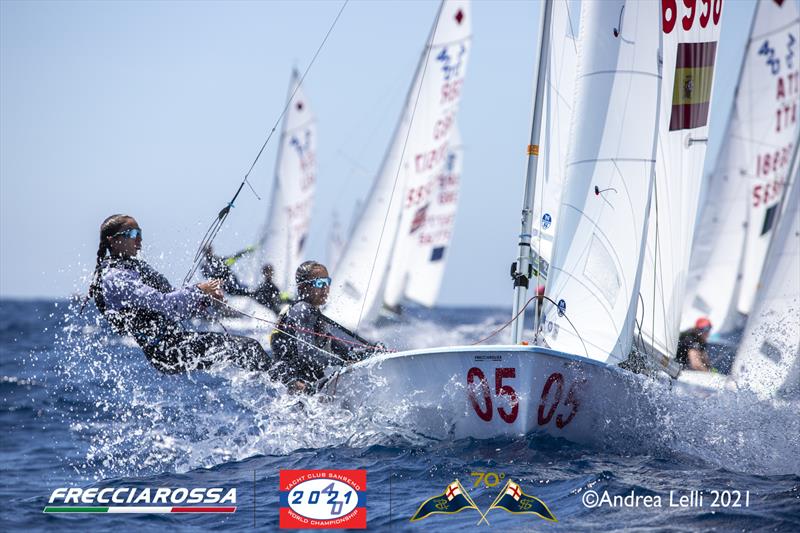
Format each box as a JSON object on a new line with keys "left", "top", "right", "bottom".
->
{"left": 466, "top": 368, "right": 581, "bottom": 428}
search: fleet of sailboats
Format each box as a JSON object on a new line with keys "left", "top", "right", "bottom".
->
{"left": 227, "top": 0, "right": 797, "bottom": 438}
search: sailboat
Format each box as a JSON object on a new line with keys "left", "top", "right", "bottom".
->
{"left": 253, "top": 69, "right": 318, "bottom": 295}
{"left": 384, "top": 130, "right": 464, "bottom": 309}
{"left": 674, "top": 0, "right": 799, "bottom": 393}
{"left": 324, "top": 0, "right": 690, "bottom": 441}
{"left": 325, "top": 0, "right": 472, "bottom": 331}
{"left": 681, "top": 0, "right": 800, "bottom": 338}
{"left": 729, "top": 162, "right": 799, "bottom": 400}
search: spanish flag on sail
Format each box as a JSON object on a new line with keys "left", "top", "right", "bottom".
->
{"left": 409, "top": 480, "right": 480, "bottom": 522}
{"left": 669, "top": 41, "right": 717, "bottom": 131}
{"left": 486, "top": 479, "right": 557, "bottom": 522}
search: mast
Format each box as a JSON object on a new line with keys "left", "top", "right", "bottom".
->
{"left": 510, "top": 0, "right": 553, "bottom": 343}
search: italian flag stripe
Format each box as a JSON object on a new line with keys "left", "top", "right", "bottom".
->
{"left": 43, "top": 506, "right": 236, "bottom": 513}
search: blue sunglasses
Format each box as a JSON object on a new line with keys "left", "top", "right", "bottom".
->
{"left": 301, "top": 277, "right": 331, "bottom": 289}
{"left": 113, "top": 228, "right": 142, "bottom": 240}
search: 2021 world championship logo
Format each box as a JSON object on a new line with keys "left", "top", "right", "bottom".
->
{"left": 279, "top": 470, "right": 367, "bottom": 529}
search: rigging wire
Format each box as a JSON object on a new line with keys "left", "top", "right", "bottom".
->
{"left": 182, "top": 0, "right": 350, "bottom": 286}
{"left": 213, "top": 298, "right": 386, "bottom": 363}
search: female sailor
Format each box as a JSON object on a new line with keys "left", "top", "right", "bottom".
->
{"left": 270, "top": 260, "right": 382, "bottom": 392}
{"left": 88, "top": 214, "right": 271, "bottom": 374}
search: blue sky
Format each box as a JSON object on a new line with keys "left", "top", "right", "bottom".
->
{"left": 0, "top": 0, "right": 758, "bottom": 307}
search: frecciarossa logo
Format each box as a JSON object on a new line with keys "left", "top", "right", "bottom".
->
{"left": 279, "top": 470, "right": 367, "bottom": 529}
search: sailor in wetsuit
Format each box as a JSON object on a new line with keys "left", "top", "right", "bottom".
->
{"left": 676, "top": 317, "right": 713, "bottom": 372}
{"left": 88, "top": 214, "right": 271, "bottom": 374}
{"left": 200, "top": 244, "right": 252, "bottom": 296}
{"left": 270, "top": 260, "right": 382, "bottom": 392}
{"left": 251, "top": 263, "right": 292, "bottom": 314}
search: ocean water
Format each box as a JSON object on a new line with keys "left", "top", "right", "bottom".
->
{"left": 1, "top": 298, "right": 798, "bottom": 532}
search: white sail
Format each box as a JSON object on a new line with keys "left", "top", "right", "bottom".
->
{"left": 326, "top": 211, "right": 345, "bottom": 273}
{"left": 530, "top": 0, "right": 580, "bottom": 286}
{"left": 327, "top": 0, "right": 472, "bottom": 330}
{"left": 259, "top": 70, "right": 317, "bottom": 291}
{"left": 540, "top": 0, "right": 662, "bottom": 364}
{"left": 682, "top": 0, "right": 800, "bottom": 333}
{"left": 400, "top": 130, "right": 464, "bottom": 307}
{"left": 730, "top": 162, "right": 800, "bottom": 398}
{"left": 639, "top": 3, "right": 723, "bottom": 359}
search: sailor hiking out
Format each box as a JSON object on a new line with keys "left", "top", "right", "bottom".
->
{"left": 88, "top": 214, "right": 271, "bottom": 374}
{"left": 270, "top": 261, "right": 384, "bottom": 393}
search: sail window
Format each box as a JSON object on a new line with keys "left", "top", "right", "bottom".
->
{"left": 760, "top": 204, "right": 778, "bottom": 236}
{"left": 583, "top": 234, "right": 621, "bottom": 307}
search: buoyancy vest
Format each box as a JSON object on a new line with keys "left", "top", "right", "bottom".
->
{"left": 94, "top": 257, "right": 183, "bottom": 347}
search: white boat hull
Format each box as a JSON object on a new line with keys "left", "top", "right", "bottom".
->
{"left": 323, "top": 345, "right": 645, "bottom": 442}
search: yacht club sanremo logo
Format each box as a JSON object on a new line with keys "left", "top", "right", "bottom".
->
{"left": 410, "top": 478, "right": 556, "bottom": 525}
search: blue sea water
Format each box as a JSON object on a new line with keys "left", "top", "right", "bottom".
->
{"left": 1, "top": 298, "right": 798, "bottom": 532}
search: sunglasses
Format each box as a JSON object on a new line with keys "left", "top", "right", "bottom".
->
{"left": 301, "top": 277, "right": 331, "bottom": 289}
{"left": 113, "top": 228, "right": 142, "bottom": 240}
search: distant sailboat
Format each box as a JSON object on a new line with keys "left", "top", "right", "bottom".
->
{"left": 326, "top": 0, "right": 472, "bottom": 330}
{"left": 255, "top": 69, "right": 317, "bottom": 293}
{"left": 385, "top": 130, "right": 464, "bottom": 309}
{"left": 730, "top": 164, "right": 799, "bottom": 399}
{"left": 681, "top": 0, "right": 800, "bottom": 336}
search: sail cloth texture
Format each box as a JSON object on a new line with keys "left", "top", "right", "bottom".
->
{"left": 541, "top": 0, "right": 662, "bottom": 365}
{"left": 682, "top": 0, "right": 800, "bottom": 333}
{"left": 530, "top": 0, "right": 580, "bottom": 285}
{"left": 401, "top": 130, "right": 464, "bottom": 307}
{"left": 327, "top": 0, "right": 472, "bottom": 330}
{"left": 639, "top": 3, "right": 723, "bottom": 361}
{"left": 730, "top": 163, "right": 800, "bottom": 399}
{"left": 258, "top": 70, "right": 318, "bottom": 291}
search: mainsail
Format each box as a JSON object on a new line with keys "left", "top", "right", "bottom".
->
{"left": 730, "top": 161, "right": 799, "bottom": 398}
{"left": 327, "top": 0, "right": 471, "bottom": 330}
{"left": 399, "top": 130, "right": 464, "bottom": 307}
{"left": 682, "top": 0, "right": 800, "bottom": 334}
{"left": 540, "top": 0, "right": 662, "bottom": 364}
{"left": 257, "top": 70, "right": 317, "bottom": 291}
{"left": 639, "top": 1, "right": 723, "bottom": 361}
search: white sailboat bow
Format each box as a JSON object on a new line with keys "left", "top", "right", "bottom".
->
{"left": 326, "top": 0, "right": 472, "bottom": 330}
{"left": 639, "top": 0, "right": 723, "bottom": 363}
{"left": 540, "top": 0, "right": 662, "bottom": 365}
{"left": 682, "top": 0, "right": 800, "bottom": 334}
{"left": 257, "top": 70, "right": 318, "bottom": 292}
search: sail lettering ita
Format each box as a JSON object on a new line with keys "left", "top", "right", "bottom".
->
{"left": 327, "top": 0, "right": 472, "bottom": 330}
{"left": 682, "top": 0, "right": 800, "bottom": 334}
{"left": 638, "top": 0, "right": 724, "bottom": 365}
{"left": 399, "top": 130, "right": 464, "bottom": 308}
{"left": 540, "top": 0, "right": 663, "bottom": 364}
{"left": 257, "top": 70, "right": 318, "bottom": 292}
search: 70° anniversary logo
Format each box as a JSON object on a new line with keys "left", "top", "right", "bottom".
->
{"left": 43, "top": 486, "right": 237, "bottom": 514}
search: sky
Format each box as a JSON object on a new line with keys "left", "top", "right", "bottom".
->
{"left": 0, "top": 0, "right": 759, "bottom": 307}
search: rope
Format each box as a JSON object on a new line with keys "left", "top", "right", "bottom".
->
{"left": 471, "top": 297, "right": 537, "bottom": 345}
{"left": 213, "top": 298, "right": 386, "bottom": 359}
{"left": 182, "top": 0, "right": 349, "bottom": 285}
{"left": 470, "top": 294, "right": 590, "bottom": 359}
